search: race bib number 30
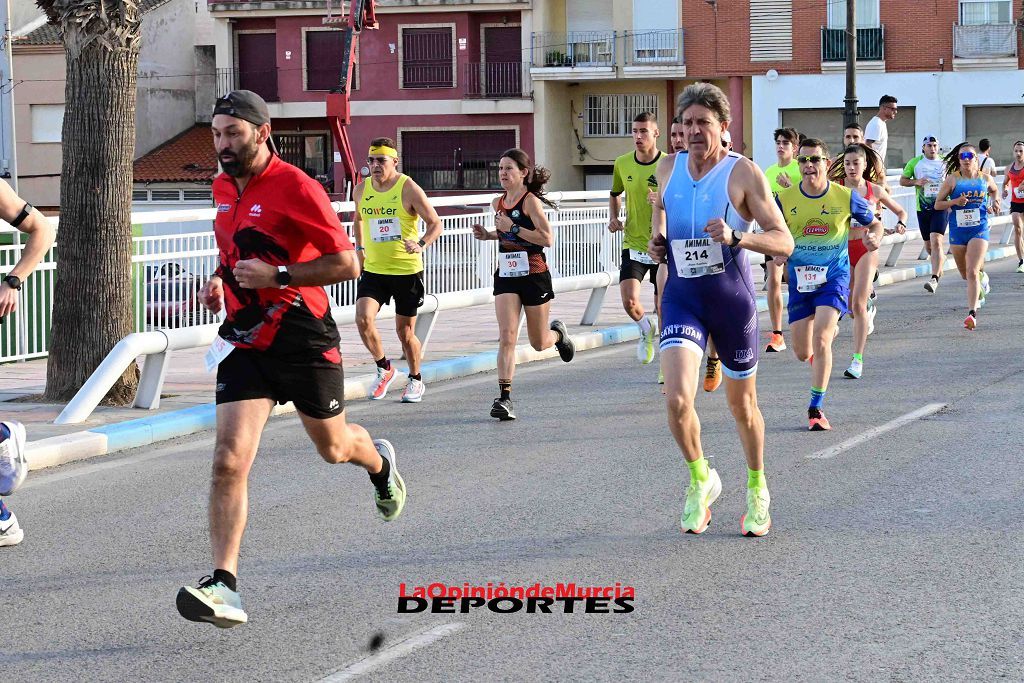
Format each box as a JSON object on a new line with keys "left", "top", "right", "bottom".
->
{"left": 957, "top": 208, "right": 981, "bottom": 228}
{"left": 371, "top": 217, "right": 402, "bottom": 242}
{"left": 670, "top": 238, "right": 725, "bottom": 278}
{"left": 499, "top": 251, "right": 529, "bottom": 278}
{"left": 795, "top": 265, "right": 828, "bottom": 293}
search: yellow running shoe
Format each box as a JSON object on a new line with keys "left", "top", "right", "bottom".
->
{"left": 680, "top": 468, "right": 722, "bottom": 534}
{"left": 741, "top": 485, "right": 771, "bottom": 537}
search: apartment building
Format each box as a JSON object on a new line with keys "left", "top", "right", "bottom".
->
{"left": 206, "top": 0, "right": 535, "bottom": 195}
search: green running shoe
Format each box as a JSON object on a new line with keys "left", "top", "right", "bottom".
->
{"left": 176, "top": 576, "right": 248, "bottom": 628}
{"left": 637, "top": 320, "right": 657, "bottom": 365}
{"left": 741, "top": 485, "right": 772, "bottom": 537}
{"left": 680, "top": 468, "right": 722, "bottom": 534}
{"left": 373, "top": 439, "right": 406, "bottom": 521}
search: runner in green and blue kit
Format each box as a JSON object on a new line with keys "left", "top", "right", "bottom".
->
{"left": 900, "top": 136, "right": 948, "bottom": 291}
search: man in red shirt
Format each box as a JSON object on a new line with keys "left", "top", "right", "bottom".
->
{"left": 176, "top": 90, "right": 407, "bottom": 629}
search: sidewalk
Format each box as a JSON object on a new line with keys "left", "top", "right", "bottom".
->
{"left": 3, "top": 235, "right": 1018, "bottom": 467}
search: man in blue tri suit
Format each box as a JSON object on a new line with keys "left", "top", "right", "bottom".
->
{"left": 648, "top": 83, "right": 793, "bottom": 538}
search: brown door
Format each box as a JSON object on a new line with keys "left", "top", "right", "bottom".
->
{"left": 483, "top": 26, "right": 521, "bottom": 97}
{"left": 237, "top": 33, "right": 278, "bottom": 102}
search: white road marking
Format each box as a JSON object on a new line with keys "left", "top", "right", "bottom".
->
{"left": 806, "top": 403, "right": 946, "bottom": 460}
{"left": 318, "top": 622, "right": 467, "bottom": 681}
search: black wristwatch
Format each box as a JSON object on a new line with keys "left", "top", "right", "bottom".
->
{"left": 896, "top": 220, "right": 907, "bottom": 228}
{"left": 275, "top": 265, "right": 292, "bottom": 288}
{"left": 417, "top": 238, "right": 426, "bottom": 248}
{"left": 3, "top": 274, "right": 21, "bottom": 290}
{"left": 509, "top": 225, "right": 520, "bottom": 235}
{"left": 729, "top": 231, "right": 742, "bottom": 248}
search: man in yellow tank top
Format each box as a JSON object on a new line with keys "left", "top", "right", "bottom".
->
{"left": 353, "top": 137, "right": 442, "bottom": 403}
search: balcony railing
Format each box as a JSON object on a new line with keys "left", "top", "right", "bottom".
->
{"left": 623, "top": 29, "right": 684, "bottom": 66}
{"left": 463, "top": 62, "right": 530, "bottom": 99}
{"left": 821, "top": 26, "right": 885, "bottom": 62}
{"left": 531, "top": 31, "right": 616, "bottom": 68}
{"left": 954, "top": 23, "right": 1017, "bottom": 58}
{"left": 216, "top": 67, "right": 278, "bottom": 102}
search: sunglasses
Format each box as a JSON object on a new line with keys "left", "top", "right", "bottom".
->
{"left": 959, "top": 152, "right": 975, "bottom": 160}
{"left": 366, "top": 156, "right": 391, "bottom": 165}
{"left": 796, "top": 155, "right": 825, "bottom": 164}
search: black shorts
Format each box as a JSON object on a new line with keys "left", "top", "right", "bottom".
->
{"left": 1011, "top": 202, "right": 1024, "bottom": 214}
{"left": 357, "top": 270, "right": 425, "bottom": 317}
{"left": 620, "top": 248, "right": 659, "bottom": 291}
{"left": 493, "top": 270, "right": 555, "bottom": 306}
{"left": 917, "top": 207, "right": 949, "bottom": 240}
{"left": 216, "top": 347, "right": 345, "bottom": 419}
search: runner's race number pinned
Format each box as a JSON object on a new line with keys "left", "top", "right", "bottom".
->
{"left": 205, "top": 336, "right": 235, "bottom": 373}
{"left": 795, "top": 265, "right": 827, "bottom": 293}
{"left": 499, "top": 251, "right": 529, "bottom": 277}
{"left": 371, "top": 217, "right": 402, "bottom": 242}
{"left": 956, "top": 208, "right": 981, "bottom": 227}
{"left": 670, "top": 238, "right": 724, "bottom": 278}
{"left": 629, "top": 249, "right": 655, "bottom": 265}
{"left": 924, "top": 180, "right": 941, "bottom": 198}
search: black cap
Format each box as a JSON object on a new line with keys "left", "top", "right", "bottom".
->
{"left": 214, "top": 90, "right": 270, "bottom": 125}
{"left": 213, "top": 90, "right": 277, "bottom": 153}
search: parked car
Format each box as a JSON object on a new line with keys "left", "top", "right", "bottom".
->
{"left": 145, "top": 276, "right": 205, "bottom": 329}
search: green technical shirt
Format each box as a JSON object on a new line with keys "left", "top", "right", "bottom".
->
{"left": 611, "top": 150, "right": 663, "bottom": 252}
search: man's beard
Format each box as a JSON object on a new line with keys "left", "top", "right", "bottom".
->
{"left": 220, "top": 139, "right": 260, "bottom": 177}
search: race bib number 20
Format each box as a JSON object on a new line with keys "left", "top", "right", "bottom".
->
{"left": 371, "top": 217, "right": 402, "bottom": 242}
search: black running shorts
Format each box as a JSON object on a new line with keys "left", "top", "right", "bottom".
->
{"left": 357, "top": 270, "right": 425, "bottom": 317}
{"left": 619, "top": 248, "right": 659, "bottom": 291}
{"left": 1011, "top": 202, "right": 1024, "bottom": 214}
{"left": 493, "top": 270, "right": 555, "bottom": 306}
{"left": 215, "top": 347, "right": 345, "bottom": 419}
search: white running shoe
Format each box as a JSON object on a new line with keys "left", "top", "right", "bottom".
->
{"left": 844, "top": 358, "right": 863, "bottom": 379}
{"left": 636, "top": 319, "right": 656, "bottom": 365}
{"left": 924, "top": 277, "right": 938, "bottom": 293}
{"left": 1016, "top": 261, "right": 1024, "bottom": 274}
{"left": 0, "top": 421, "right": 28, "bottom": 496}
{"left": 0, "top": 510, "right": 24, "bottom": 547}
{"left": 866, "top": 302, "right": 876, "bottom": 336}
{"left": 176, "top": 577, "right": 248, "bottom": 628}
{"left": 401, "top": 378, "right": 425, "bottom": 403}
{"left": 980, "top": 271, "right": 991, "bottom": 295}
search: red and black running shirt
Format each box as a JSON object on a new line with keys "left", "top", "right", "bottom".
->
{"left": 497, "top": 192, "right": 548, "bottom": 274}
{"left": 212, "top": 155, "right": 353, "bottom": 360}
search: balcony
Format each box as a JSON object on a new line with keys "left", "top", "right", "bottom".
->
{"left": 623, "top": 28, "right": 685, "bottom": 78}
{"left": 821, "top": 26, "right": 885, "bottom": 62}
{"left": 216, "top": 67, "right": 278, "bottom": 102}
{"left": 530, "top": 31, "right": 616, "bottom": 80}
{"left": 953, "top": 23, "right": 1017, "bottom": 70}
{"left": 463, "top": 62, "right": 530, "bottom": 99}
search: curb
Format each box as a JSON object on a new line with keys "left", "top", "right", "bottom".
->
{"left": 23, "top": 244, "right": 1019, "bottom": 471}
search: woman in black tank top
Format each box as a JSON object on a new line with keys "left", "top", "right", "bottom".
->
{"left": 471, "top": 148, "right": 575, "bottom": 421}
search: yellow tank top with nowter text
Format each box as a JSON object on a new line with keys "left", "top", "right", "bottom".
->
{"left": 359, "top": 174, "right": 422, "bottom": 275}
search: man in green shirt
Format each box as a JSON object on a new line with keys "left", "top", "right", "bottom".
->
{"left": 761, "top": 126, "right": 802, "bottom": 353}
{"left": 609, "top": 111, "right": 663, "bottom": 365}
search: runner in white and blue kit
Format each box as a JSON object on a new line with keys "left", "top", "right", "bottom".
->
{"left": 934, "top": 143, "right": 1002, "bottom": 330}
{"left": 648, "top": 83, "right": 793, "bottom": 538}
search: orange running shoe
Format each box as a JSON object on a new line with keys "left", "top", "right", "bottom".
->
{"left": 764, "top": 332, "right": 786, "bottom": 353}
{"left": 808, "top": 408, "right": 831, "bottom": 431}
{"left": 703, "top": 357, "right": 722, "bottom": 392}
{"left": 964, "top": 314, "right": 977, "bottom": 330}
{"left": 369, "top": 365, "right": 397, "bottom": 400}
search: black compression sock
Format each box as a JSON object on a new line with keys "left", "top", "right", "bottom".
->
{"left": 772, "top": 329, "right": 782, "bottom": 335}
{"left": 375, "top": 357, "right": 391, "bottom": 370}
{"left": 408, "top": 373, "right": 421, "bottom": 381}
{"left": 499, "top": 379, "right": 512, "bottom": 401}
{"left": 369, "top": 455, "right": 391, "bottom": 485}
{"left": 213, "top": 569, "right": 237, "bottom": 592}
{"left": 969, "top": 309, "right": 977, "bottom": 317}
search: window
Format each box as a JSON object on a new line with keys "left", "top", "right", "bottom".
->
{"left": 959, "top": 0, "right": 1011, "bottom": 24}
{"left": 750, "top": 0, "right": 792, "bottom": 61}
{"left": 965, "top": 106, "right": 1024, "bottom": 164}
{"left": 401, "top": 129, "right": 517, "bottom": 191}
{"left": 275, "top": 134, "right": 332, "bottom": 192}
{"left": 780, "top": 106, "right": 916, "bottom": 169}
{"left": 133, "top": 190, "right": 149, "bottom": 202}
{"left": 401, "top": 26, "right": 454, "bottom": 89}
{"left": 584, "top": 94, "right": 658, "bottom": 137}
{"left": 305, "top": 29, "right": 358, "bottom": 92}
{"left": 30, "top": 104, "right": 64, "bottom": 143}
{"left": 183, "top": 190, "right": 213, "bottom": 202}
{"left": 151, "top": 190, "right": 182, "bottom": 202}
{"left": 827, "top": 0, "right": 880, "bottom": 28}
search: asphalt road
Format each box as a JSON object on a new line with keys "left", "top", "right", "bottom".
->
{"left": 4, "top": 258, "right": 1023, "bottom": 682}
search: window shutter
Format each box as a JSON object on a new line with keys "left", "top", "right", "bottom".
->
{"left": 750, "top": 0, "right": 792, "bottom": 61}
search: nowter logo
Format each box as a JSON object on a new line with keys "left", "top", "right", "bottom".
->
{"left": 398, "top": 582, "right": 635, "bottom": 614}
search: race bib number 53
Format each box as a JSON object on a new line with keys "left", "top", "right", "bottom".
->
{"left": 670, "top": 238, "right": 725, "bottom": 278}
